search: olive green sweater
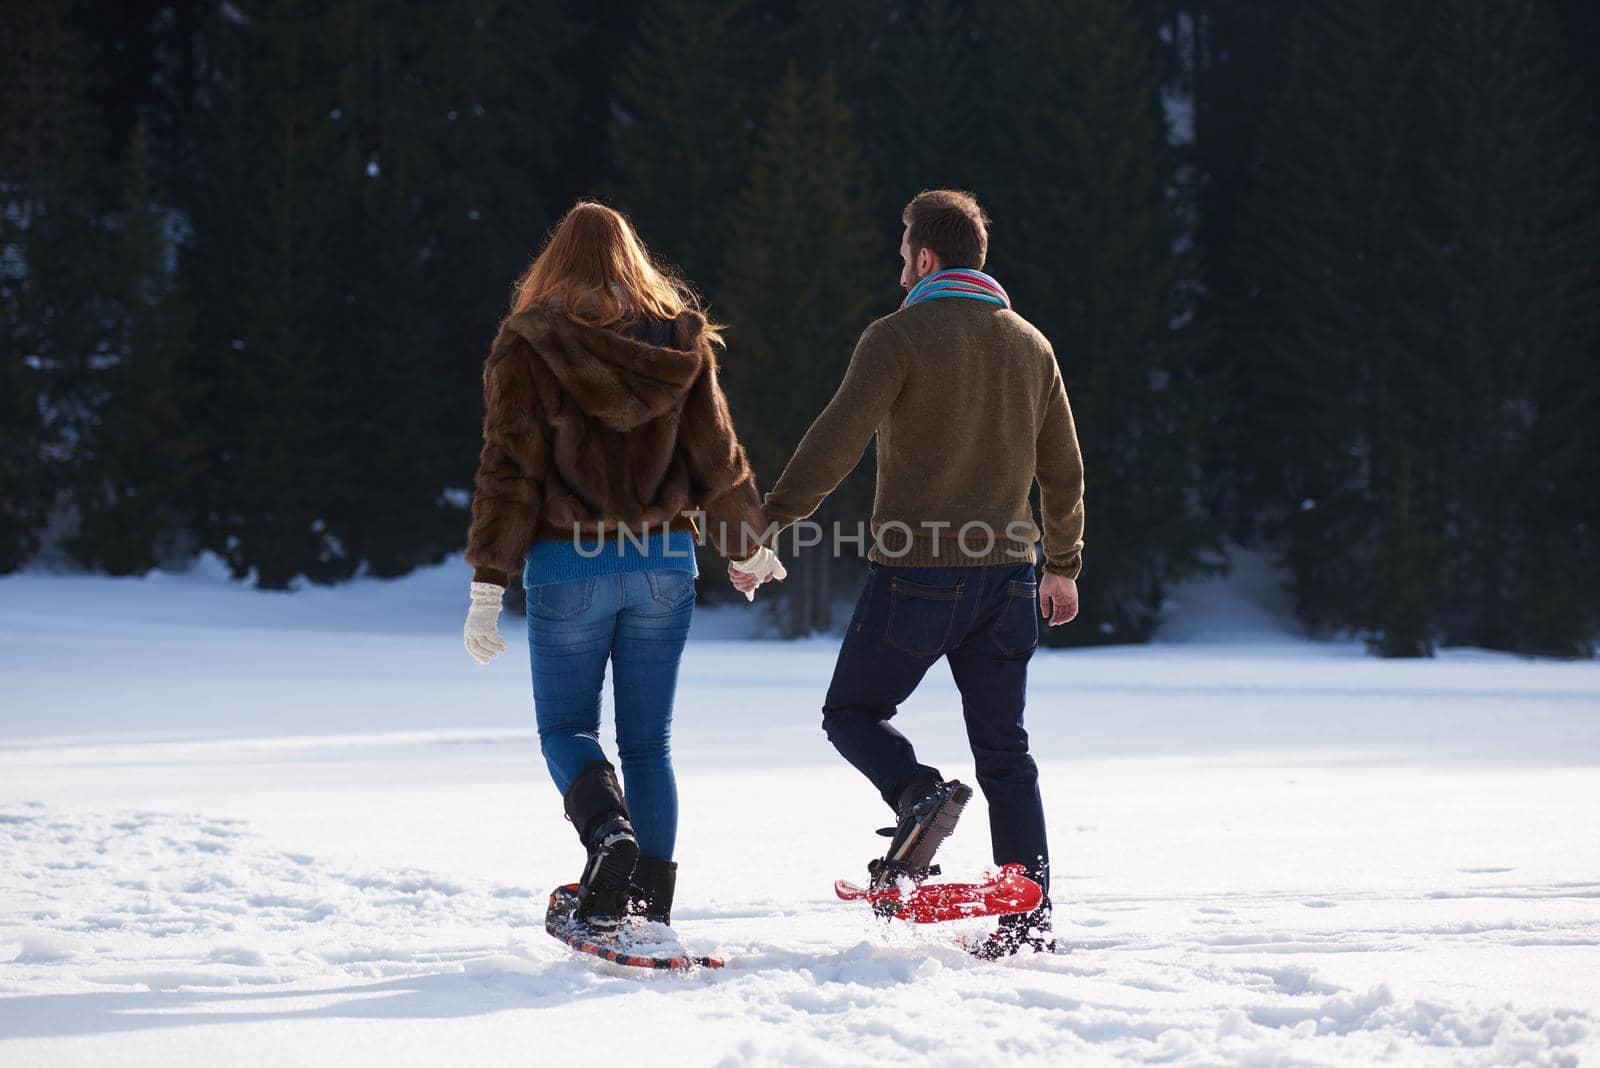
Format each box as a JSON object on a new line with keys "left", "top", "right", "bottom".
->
{"left": 762, "top": 298, "right": 1085, "bottom": 577}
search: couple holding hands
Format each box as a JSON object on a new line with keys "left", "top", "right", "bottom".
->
{"left": 462, "top": 190, "right": 1084, "bottom": 959}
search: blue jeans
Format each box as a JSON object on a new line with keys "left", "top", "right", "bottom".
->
{"left": 821, "top": 561, "right": 1049, "bottom": 895}
{"left": 527, "top": 569, "right": 695, "bottom": 861}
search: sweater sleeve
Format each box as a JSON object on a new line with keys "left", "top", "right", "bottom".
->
{"left": 1035, "top": 356, "right": 1085, "bottom": 579}
{"left": 679, "top": 352, "right": 767, "bottom": 560}
{"left": 762, "top": 320, "right": 908, "bottom": 530}
{"left": 464, "top": 349, "right": 547, "bottom": 586}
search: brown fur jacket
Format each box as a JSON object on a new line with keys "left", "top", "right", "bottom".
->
{"left": 465, "top": 304, "right": 765, "bottom": 586}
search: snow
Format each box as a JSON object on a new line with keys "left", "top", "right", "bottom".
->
{"left": 2, "top": 551, "right": 1597, "bottom": 1067}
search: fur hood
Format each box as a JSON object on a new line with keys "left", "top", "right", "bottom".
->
{"left": 499, "top": 305, "right": 708, "bottom": 432}
{"left": 464, "top": 304, "right": 764, "bottom": 586}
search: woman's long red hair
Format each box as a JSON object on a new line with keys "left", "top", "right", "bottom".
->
{"left": 512, "top": 201, "right": 719, "bottom": 343}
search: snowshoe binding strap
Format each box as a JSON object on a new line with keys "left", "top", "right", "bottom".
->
{"left": 575, "top": 814, "right": 639, "bottom": 923}
{"left": 871, "top": 779, "right": 973, "bottom": 891}
{"left": 562, "top": 762, "right": 640, "bottom": 924}
{"left": 867, "top": 858, "right": 941, "bottom": 883}
{"left": 866, "top": 858, "right": 940, "bottom": 918}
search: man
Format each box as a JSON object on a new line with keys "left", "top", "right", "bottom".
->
{"left": 731, "top": 189, "right": 1085, "bottom": 957}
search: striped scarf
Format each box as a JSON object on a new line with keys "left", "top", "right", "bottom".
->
{"left": 900, "top": 268, "right": 1012, "bottom": 311}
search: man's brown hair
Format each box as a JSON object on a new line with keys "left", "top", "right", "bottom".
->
{"left": 902, "top": 189, "right": 990, "bottom": 271}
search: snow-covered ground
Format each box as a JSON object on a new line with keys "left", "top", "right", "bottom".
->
{"left": 2, "top": 552, "right": 1597, "bottom": 1067}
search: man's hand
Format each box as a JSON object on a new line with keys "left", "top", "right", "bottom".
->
{"left": 728, "top": 560, "right": 760, "bottom": 598}
{"left": 1040, "top": 573, "right": 1078, "bottom": 626}
{"left": 729, "top": 546, "right": 787, "bottom": 601}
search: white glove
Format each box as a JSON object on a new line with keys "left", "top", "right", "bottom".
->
{"left": 729, "top": 546, "right": 788, "bottom": 602}
{"left": 464, "top": 582, "right": 507, "bottom": 665}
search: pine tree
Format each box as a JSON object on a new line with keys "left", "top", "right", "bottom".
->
{"left": 184, "top": 0, "right": 351, "bottom": 589}
{"left": 876, "top": 0, "right": 985, "bottom": 210}
{"left": 1182, "top": 0, "right": 1296, "bottom": 540}
{"left": 1413, "top": 0, "right": 1600, "bottom": 655}
{"left": 0, "top": 279, "right": 55, "bottom": 570}
{"left": 1250, "top": 0, "right": 1600, "bottom": 655}
{"left": 0, "top": 0, "right": 103, "bottom": 571}
{"left": 0, "top": 320, "right": 52, "bottom": 571}
{"left": 1245, "top": 0, "right": 1433, "bottom": 643}
{"left": 786, "top": 0, "right": 938, "bottom": 226}
{"left": 1369, "top": 447, "right": 1437, "bottom": 656}
{"left": 389, "top": 0, "right": 581, "bottom": 571}
{"left": 610, "top": 0, "right": 763, "bottom": 293}
{"left": 183, "top": 1, "right": 579, "bottom": 588}
{"left": 304, "top": 0, "right": 580, "bottom": 580}
{"left": 0, "top": 2, "right": 55, "bottom": 570}
{"left": 982, "top": 0, "right": 1219, "bottom": 645}
{"left": 718, "top": 68, "right": 883, "bottom": 636}
{"left": 788, "top": 0, "right": 895, "bottom": 110}
{"left": 62, "top": 119, "right": 201, "bottom": 574}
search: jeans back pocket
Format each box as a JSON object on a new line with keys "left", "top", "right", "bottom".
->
{"left": 645, "top": 569, "right": 696, "bottom": 610}
{"left": 885, "top": 576, "right": 963, "bottom": 657}
{"left": 531, "top": 577, "right": 596, "bottom": 620}
{"left": 990, "top": 578, "right": 1039, "bottom": 657}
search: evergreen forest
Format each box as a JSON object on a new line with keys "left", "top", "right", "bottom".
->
{"left": 4, "top": 0, "right": 1598, "bottom": 656}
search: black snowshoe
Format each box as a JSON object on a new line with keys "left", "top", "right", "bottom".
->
{"left": 867, "top": 775, "right": 974, "bottom": 897}
{"left": 548, "top": 765, "right": 723, "bottom": 969}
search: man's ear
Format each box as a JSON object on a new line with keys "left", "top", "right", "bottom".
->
{"left": 918, "top": 247, "right": 938, "bottom": 276}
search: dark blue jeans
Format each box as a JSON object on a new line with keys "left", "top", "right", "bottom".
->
{"left": 822, "top": 561, "right": 1049, "bottom": 895}
{"left": 527, "top": 569, "right": 695, "bottom": 861}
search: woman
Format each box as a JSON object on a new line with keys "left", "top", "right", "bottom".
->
{"left": 461, "top": 201, "right": 785, "bottom": 937}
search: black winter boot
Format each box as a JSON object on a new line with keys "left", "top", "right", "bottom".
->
{"left": 629, "top": 856, "right": 678, "bottom": 925}
{"left": 969, "top": 900, "right": 1056, "bottom": 960}
{"left": 868, "top": 771, "right": 973, "bottom": 891}
{"left": 562, "top": 761, "right": 639, "bottom": 925}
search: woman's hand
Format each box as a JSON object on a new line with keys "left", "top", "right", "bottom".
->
{"left": 464, "top": 582, "right": 508, "bottom": 664}
{"left": 728, "top": 547, "right": 788, "bottom": 602}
